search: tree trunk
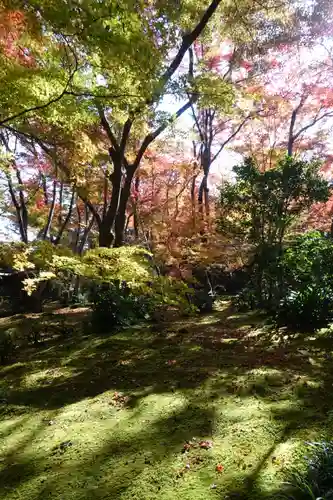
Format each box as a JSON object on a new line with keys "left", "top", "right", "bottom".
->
{"left": 43, "top": 179, "right": 57, "bottom": 239}
{"left": 53, "top": 187, "right": 76, "bottom": 244}
{"left": 198, "top": 145, "right": 210, "bottom": 217}
{"left": 114, "top": 167, "right": 135, "bottom": 247}
{"left": 78, "top": 214, "right": 94, "bottom": 254}
{"left": 98, "top": 221, "right": 114, "bottom": 247}
{"left": 98, "top": 153, "right": 123, "bottom": 247}
{"left": 133, "top": 210, "right": 139, "bottom": 240}
{"left": 133, "top": 174, "right": 140, "bottom": 240}
{"left": 191, "top": 170, "right": 198, "bottom": 229}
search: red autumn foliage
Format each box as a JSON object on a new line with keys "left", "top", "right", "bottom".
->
{"left": 0, "top": 9, "right": 35, "bottom": 65}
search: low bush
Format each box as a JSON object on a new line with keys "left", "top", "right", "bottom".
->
{"left": 283, "top": 441, "right": 333, "bottom": 499}
{"left": 236, "top": 231, "right": 333, "bottom": 330}
{"left": 276, "top": 231, "right": 333, "bottom": 329}
{"left": 0, "top": 328, "right": 17, "bottom": 364}
{"left": 90, "top": 276, "right": 197, "bottom": 331}
{"left": 90, "top": 282, "right": 152, "bottom": 331}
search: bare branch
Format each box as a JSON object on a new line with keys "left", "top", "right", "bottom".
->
{"left": 211, "top": 115, "right": 252, "bottom": 163}
{"left": 293, "top": 111, "right": 333, "bottom": 142}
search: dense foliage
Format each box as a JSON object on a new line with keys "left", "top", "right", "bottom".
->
{"left": 277, "top": 232, "right": 333, "bottom": 329}
{"left": 219, "top": 156, "right": 329, "bottom": 247}
{"left": 3, "top": 5, "right": 333, "bottom": 500}
{"left": 285, "top": 442, "right": 333, "bottom": 499}
{"left": 219, "top": 158, "right": 333, "bottom": 329}
{"left": 0, "top": 0, "right": 333, "bottom": 329}
{"left": 235, "top": 230, "right": 333, "bottom": 330}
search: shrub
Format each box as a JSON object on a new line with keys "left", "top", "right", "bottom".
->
{"left": 0, "top": 328, "right": 17, "bottom": 364}
{"left": 219, "top": 156, "right": 329, "bottom": 245}
{"left": 236, "top": 231, "right": 333, "bottom": 330}
{"left": 276, "top": 231, "right": 333, "bottom": 329}
{"left": 278, "top": 286, "right": 333, "bottom": 330}
{"left": 190, "top": 288, "right": 214, "bottom": 313}
{"left": 284, "top": 441, "right": 333, "bottom": 499}
{"left": 90, "top": 276, "right": 197, "bottom": 332}
{"left": 90, "top": 283, "right": 147, "bottom": 331}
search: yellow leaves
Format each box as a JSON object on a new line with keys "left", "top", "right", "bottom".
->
{"left": 81, "top": 246, "right": 153, "bottom": 286}
{"left": 16, "top": 244, "right": 154, "bottom": 294}
{"left": 194, "top": 73, "right": 235, "bottom": 112}
{"left": 0, "top": 148, "right": 13, "bottom": 174}
{"left": 12, "top": 247, "right": 35, "bottom": 272}
{"left": 56, "top": 130, "right": 100, "bottom": 186}
{"left": 22, "top": 271, "right": 55, "bottom": 296}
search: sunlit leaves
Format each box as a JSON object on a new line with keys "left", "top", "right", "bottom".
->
{"left": 219, "top": 156, "right": 330, "bottom": 245}
{"left": 193, "top": 73, "right": 235, "bottom": 112}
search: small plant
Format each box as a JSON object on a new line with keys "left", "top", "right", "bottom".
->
{"left": 90, "top": 276, "right": 197, "bottom": 332}
{"left": 28, "top": 324, "right": 42, "bottom": 345}
{"left": 233, "top": 231, "right": 333, "bottom": 330}
{"left": 0, "top": 328, "right": 17, "bottom": 364}
{"left": 275, "top": 232, "right": 333, "bottom": 330}
{"left": 283, "top": 442, "right": 333, "bottom": 499}
{"left": 278, "top": 287, "right": 333, "bottom": 330}
{"left": 90, "top": 282, "right": 150, "bottom": 331}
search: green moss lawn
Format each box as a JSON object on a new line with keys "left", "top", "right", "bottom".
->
{"left": 0, "top": 301, "right": 332, "bottom": 499}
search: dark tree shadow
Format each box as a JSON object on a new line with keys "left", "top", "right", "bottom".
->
{"left": 1, "top": 304, "right": 333, "bottom": 499}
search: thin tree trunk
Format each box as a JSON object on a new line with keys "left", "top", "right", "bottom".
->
{"left": 6, "top": 174, "right": 28, "bottom": 243}
{"left": 58, "top": 181, "right": 64, "bottom": 225}
{"left": 53, "top": 187, "right": 76, "bottom": 244}
{"left": 43, "top": 179, "right": 57, "bottom": 240}
{"left": 133, "top": 208, "right": 139, "bottom": 240}
{"left": 74, "top": 201, "right": 82, "bottom": 252}
{"left": 16, "top": 169, "right": 28, "bottom": 242}
{"left": 133, "top": 173, "right": 140, "bottom": 240}
{"left": 287, "top": 109, "right": 297, "bottom": 156}
{"left": 78, "top": 214, "right": 94, "bottom": 254}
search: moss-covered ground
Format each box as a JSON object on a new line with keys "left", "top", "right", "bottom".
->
{"left": 0, "top": 301, "right": 332, "bottom": 499}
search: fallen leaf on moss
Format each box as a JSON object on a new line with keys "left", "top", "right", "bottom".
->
{"left": 199, "top": 440, "right": 213, "bottom": 449}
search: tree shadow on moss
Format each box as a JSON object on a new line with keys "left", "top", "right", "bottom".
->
{"left": 1, "top": 306, "right": 333, "bottom": 498}
{"left": 1, "top": 305, "right": 333, "bottom": 415}
{"left": 0, "top": 403, "right": 216, "bottom": 500}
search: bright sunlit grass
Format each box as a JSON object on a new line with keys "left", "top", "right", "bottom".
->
{"left": 0, "top": 303, "right": 332, "bottom": 499}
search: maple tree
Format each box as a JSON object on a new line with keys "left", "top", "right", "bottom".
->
{"left": 231, "top": 46, "right": 333, "bottom": 163}
{"left": 0, "top": 0, "right": 331, "bottom": 268}
{"left": 0, "top": 0, "right": 325, "bottom": 249}
{"left": 189, "top": 39, "right": 259, "bottom": 223}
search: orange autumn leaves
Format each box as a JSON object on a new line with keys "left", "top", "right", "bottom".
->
{"left": 0, "top": 8, "right": 35, "bottom": 66}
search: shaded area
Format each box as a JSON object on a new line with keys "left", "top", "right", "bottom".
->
{"left": 0, "top": 301, "right": 333, "bottom": 499}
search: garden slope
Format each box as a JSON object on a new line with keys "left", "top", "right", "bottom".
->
{"left": 0, "top": 302, "right": 332, "bottom": 500}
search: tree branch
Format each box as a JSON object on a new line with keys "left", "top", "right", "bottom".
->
{"left": 293, "top": 110, "right": 333, "bottom": 143}
{"left": 211, "top": 115, "right": 252, "bottom": 163}
{"left": 4, "top": 125, "right": 102, "bottom": 228}
{"left": 97, "top": 105, "right": 130, "bottom": 168}
{"left": 287, "top": 94, "right": 308, "bottom": 155}
{"left": 133, "top": 100, "right": 193, "bottom": 168}
{"left": 97, "top": 105, "right": 120, "bottom": 152}
{"left": 43, "top": 179, "right": 57, "bottom": 239}
{"left": 0, "top": 48, "right": 78, "bottom": 127}
{"left": 54, "top": 186, "right": 76, "bottom": 244}
{"left": 160, "top": 0, "right": 222, "bottom": 88}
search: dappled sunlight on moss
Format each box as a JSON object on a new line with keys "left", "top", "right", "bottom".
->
{"left": 1, "top": 304, "right": 333, "bottom": 498}
{"left": 22, "top": 367, "right": 74, "bottom": 388}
